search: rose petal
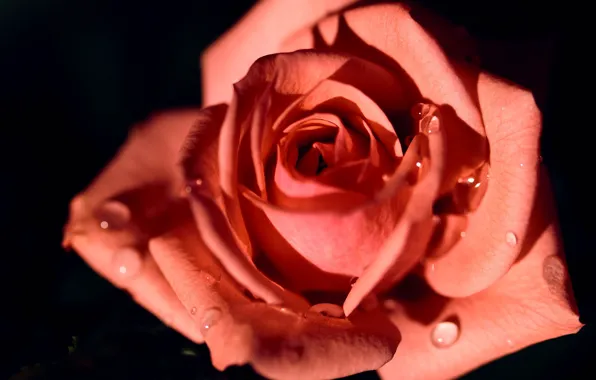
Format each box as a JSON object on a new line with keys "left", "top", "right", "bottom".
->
{"left": 201, "top": 0, "right": 361, "bottom": 106}
{"left": 378, "top": 196, "right": 581, "bottom": 379}
{"left": 149, "top": 216, "right": 401, "bottom": 379}
{"left": 424, "top": 75, "right": 543, "bottom": 297}
{"left": 283, "top": 3, "right": 488, "bottom": 194}
{"left": 344, "top": 106, "right": 447, "bottom": 315}
{"left": 63, "top": 109, "right": 217, "bottom": 343}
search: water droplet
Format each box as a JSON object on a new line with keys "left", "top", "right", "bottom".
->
{"left": 272, "top": 305, "right": 297, "bottom": 315}
{"left": 416, "top": 161, "right": 422, "bottom": 168}
{"left": 383, "top": 299, "right": 399, "bottom": 311}
{"left": 190, "top": 306, "right": 197, "bottom": 315}
{"left": 520, "top": 163, "right": 525, "bottom": 167}
{"left": 431, "top": 320, "right": 460, "bottom": 348}
{"left": 460, "top": 231, "right": 466, "bottom": 238}
{"left": 506, "top": 338, "right": 514, "bottom": 347}
{"left": 95, "top": 201, "right": 131, "bottom": 230}
{"left": 382, "top": 174, "right": 390, "bottom": 182}
{"left": 112, "top": 248, "right": 142, "bottom": 279}
{"left": 410, "top": 103, "right": 431, "bottom": 119}
{"left": 309, "top": 303, "right": 345, "bottom": 318}
{"left": 424, "top": 115, "right": 440, "bottom": 134}
{"left": 184, "top": 178, "right": 205, "bottom": 195}
{"left": 430, "top": 263, "right": 436, "bottom": 272}
{"left": 452, "top": 163, "right": 490, "bottom": 213}
{"left": 506, "top": 231, "right": 518, "bottom": 246}
{"left": 200, "top": 307, "right": 222, "bottom": 335}
{"left": 199, "top": 270, "right": 219, "bottom": 286}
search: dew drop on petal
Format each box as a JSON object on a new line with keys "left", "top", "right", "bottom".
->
{"left": 506, "top": 231, "right": 518, "bottom": 246}
{"left": 200, "top": 307, "right": 222, "bottom": 335}
{"left": 507, "top": 338, "right": 514, "bottom": 347}
{"left": 416, "top": 161, "right": 422, "bottom": 168}
{"left": 190, "top": 306, "right": 197, "bottom": 315}
{"left": 112, "top": 248, "right": 143, "bottom": 278}
{"left": 96, "top": 201, "right": 131, "bottom": 230}
{"left": 460, "top": 231, "right": 467, "bottom": 238}
{"left": 272, "top": 305, "right": 297, "bottom": 315}
{"left": 425, "top": 115, "right": 441, "bottom": 134}
{"left": 431, "top": 320, "right": 460, "bottom": 348}
{"left": 309, "top": 303, "right": 345, "bottom": 318}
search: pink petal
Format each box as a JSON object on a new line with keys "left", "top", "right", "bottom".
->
{"left": 149, "top": 215, "right": 401, "bottom": 379}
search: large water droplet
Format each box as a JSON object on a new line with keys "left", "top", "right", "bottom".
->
{"left": 200, "top": 307, "right": 222, "bottom": 335}
{"left": 506, "top": 231, "right": 518, "bottom": 247}
{"left": 112, "top": 248, "right": 143, "bottom": 278}
{"left": 308, "top": 303, "right": 345, "bottom": 318}
{"left": 431, "top": 320, "right": 460, "bottom": 348}
{"left": 452, "top": 162, "right": 490, "bottom": 213}
{"left": 95, "top": 201, "right": 131, "bottom": 230}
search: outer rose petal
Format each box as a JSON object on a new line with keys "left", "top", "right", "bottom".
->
{"left": 63, "top": 108, "right": 225, "bottom": 343}
{"left": 149, "top": 214, "right": 400, "bottom": 380}
{"left": 378, "top": 174, "right": 581, "bottom": 379}
{"left": 201, "top": 0, "right": 360, "bottom": 106}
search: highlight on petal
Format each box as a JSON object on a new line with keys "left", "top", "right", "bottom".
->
{"left": 149, "top": 216, "right": 401, "bottom": 380}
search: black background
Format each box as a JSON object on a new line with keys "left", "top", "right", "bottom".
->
{"left": 1, "top": 0, "right": 594, "bottom": 379}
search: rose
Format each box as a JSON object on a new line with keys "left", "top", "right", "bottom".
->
{"left": 63, "top": 1, "right": 582, "bottom": 379}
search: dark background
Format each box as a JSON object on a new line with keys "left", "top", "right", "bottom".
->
{"left": 1, "top": 0, "right": 593, "bottom": 379}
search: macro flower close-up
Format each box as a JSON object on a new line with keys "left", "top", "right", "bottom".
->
{"left": 56, "top": 1, "right": 583, "bottom": 379}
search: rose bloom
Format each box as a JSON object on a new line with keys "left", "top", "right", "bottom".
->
{"left": 63, "top": 1, "right": 582, "bottom": 379}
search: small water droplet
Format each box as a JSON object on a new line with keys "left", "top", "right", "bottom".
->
{"left": 200, "top": 307, "right": 222, "bottom": 335}
{"left": 190, "top": 306, "right": 197, "bottom": 315}
{"left": 506, "top": 231, "right": 518, "bottom": 246}
{"left": 199, "top": 270, "right": 219, "bottom": 286}
{"left": 382, "top": 174, "right": 390, "bottom": 182}
{"left": 309, "top": 303, "right": 345, "bottom": 318}
{"left": 383, "top": 299, "right": 399, "bottom": 311}
{"left": 431, "top": 320, "right": 460, "bottom": 348}
{"left": 349, "top": 276, "right": 358, "bottom": 287}
{"left": 506, "top": 338, "right": 514, "bottom": 347}
{"left": 520, "top": 163, "right": 524, "bottom": 167}
{"left": 430, "top": 263, "right": 436, "bottom": 272}
{"left": 416, "top": 161, "right": 422, "bottom": 168}
{"left": 460, "top": 231, "right": 466, "bottom": 238}
{"left": 95, "top": 201, "right": 131, "bottom": 230}
{"left": 272, "top": 305, "right": 297, "bottom": 315}
{"left": 185, "top": 178, "right": 205, "bottom": 195}
{"left": 112, "top": 248, "right": 142, "bottom": 279}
